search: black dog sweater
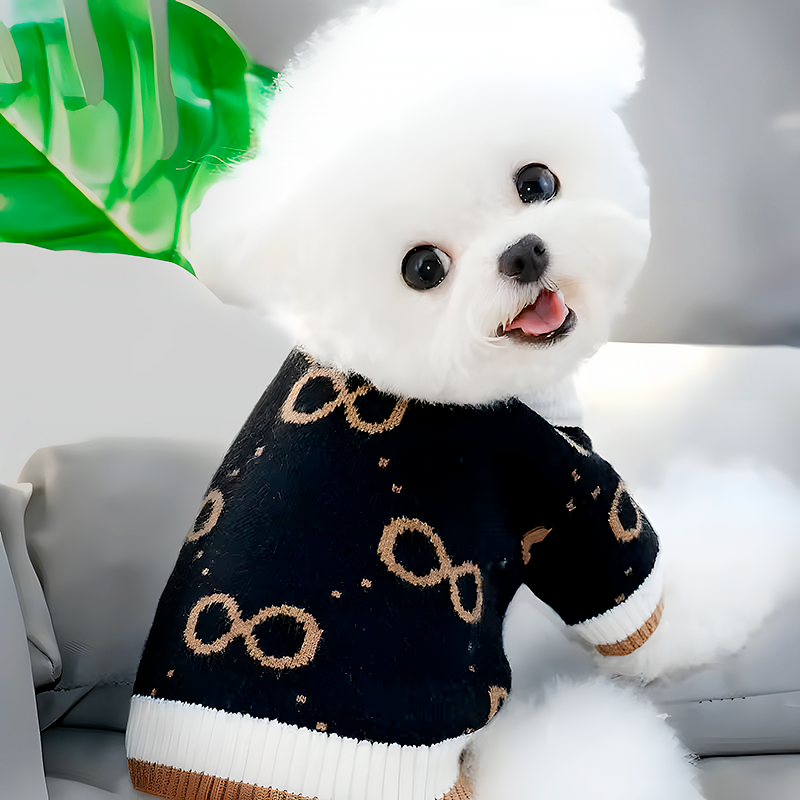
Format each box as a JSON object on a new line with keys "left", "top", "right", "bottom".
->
{"left": 127, "top": 349, "right": 662, "bottom": 800}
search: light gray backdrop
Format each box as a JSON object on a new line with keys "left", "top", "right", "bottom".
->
{"left": 196, "top": 0, "right": 800, "bottom": 346}
{"left": 0, "top": 0, "right": 798, "bottom": 484}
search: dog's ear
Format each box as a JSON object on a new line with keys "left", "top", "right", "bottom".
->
{"left": 530, "top": 0, "right": 645, "bottom": 108}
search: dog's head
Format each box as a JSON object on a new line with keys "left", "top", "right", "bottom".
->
{"left": 191, "top": 0, "right": 650, "bottom": 404}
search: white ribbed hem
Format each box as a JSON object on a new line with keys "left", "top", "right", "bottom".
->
{"left": 569, "top": 552, "right": 663, "bottom": 646}
{"left": 126, "top": 696, "right": 468, "bottom": 800}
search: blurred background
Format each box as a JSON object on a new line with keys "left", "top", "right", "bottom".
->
{"left": 0, "top": 0, "right": 799, "bottom": 483}
{"left": 195, "top": 0, "right": 800, "bottom": 347}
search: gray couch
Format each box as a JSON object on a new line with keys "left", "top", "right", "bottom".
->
{"left": 0, "top": 439, "right": 224, "bottom": 799}
{"left": 2, "top": 436, "right": 800, "bottom": 799}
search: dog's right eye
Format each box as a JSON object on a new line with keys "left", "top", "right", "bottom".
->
{"left": 402, "top": 246, "right": 451, "bottom": 290}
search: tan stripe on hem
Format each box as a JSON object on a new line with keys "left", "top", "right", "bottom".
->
{"left": 594, "top": 597, "right": 664, "bottom": 657}
{"left": 128, "top": 759, "right": 472, "bottom": 800}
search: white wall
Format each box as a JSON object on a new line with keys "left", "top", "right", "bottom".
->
{"left": 0, "top": 244, "right": 291, "bottom": 484}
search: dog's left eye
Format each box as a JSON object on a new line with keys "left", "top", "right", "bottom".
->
{"left": 402, "top": 245, "right": 451, "bottom": 290}
{"left": 515, "top": 163, "right": 559, "bottom": 203}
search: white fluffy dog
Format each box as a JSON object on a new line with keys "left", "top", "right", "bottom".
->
{"left": 187, "top": 1, "right": 705, "bottom": 798}
{"left": 192, "top": 0, "right": 649, "bottom": 408}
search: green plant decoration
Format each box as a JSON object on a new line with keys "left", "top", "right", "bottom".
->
{"left": 0, "top": 0, "right": 277, "bottom": 274}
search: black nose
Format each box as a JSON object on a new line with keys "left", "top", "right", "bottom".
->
{"left": 498, "top": 234, "right": 549, "bottom": 283}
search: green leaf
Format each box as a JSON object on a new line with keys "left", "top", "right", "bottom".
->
{"left": 0, "top": 0, "right": 277, "bottom": 274}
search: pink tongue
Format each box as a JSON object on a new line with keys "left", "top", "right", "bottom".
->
{"left": 506, "top": 290, "right": 568, "bottom": 336}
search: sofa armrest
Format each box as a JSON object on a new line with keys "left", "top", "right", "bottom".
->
{"left": 0, "top": 487, "right": 48, "bottom": 799}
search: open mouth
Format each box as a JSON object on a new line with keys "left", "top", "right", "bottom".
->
{"left": 498, "top": 288, "right": 577, "bottom": 345}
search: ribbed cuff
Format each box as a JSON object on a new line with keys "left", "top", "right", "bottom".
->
{"left": 569, "top": 552, "right": 664, "bottom": 656}
{"left": 126, "top": 696, "right": 469, "bottom": 800}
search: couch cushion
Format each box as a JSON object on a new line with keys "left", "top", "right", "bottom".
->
{"left": 0, "top": 498, "right": 49, "bottom": 799}
{"left": 41, "top": 727, "right": 144, "bottom": 799}
{"left": 0, "top": 481, "right": 60, "bottom": 688}
{"left": 19, "top": 438, "right": 225, "bottom": 730}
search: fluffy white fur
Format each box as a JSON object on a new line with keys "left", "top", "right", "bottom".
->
{"left": 189, "top": 0, "right": 650, "bottom": 404}
{"left": 603, "top": 457, "right": 800, "bottom": 681}
{"left": 467, "top": 680, "right": 703, "bottom": 800}
{"left": 187, "top": 1, "right": 719, "bottom": 797}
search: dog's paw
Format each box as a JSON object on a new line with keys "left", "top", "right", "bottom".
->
{"left": 468, "top": 678, "right": 703, "bottom": 800}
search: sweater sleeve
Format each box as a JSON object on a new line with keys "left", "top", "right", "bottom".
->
{"left": 519, "top": 425, "right": 663, "bottom": 656}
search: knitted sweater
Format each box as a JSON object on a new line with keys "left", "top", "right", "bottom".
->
{"left": 127, "top": 349, "right": 662, "bottom": 800}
